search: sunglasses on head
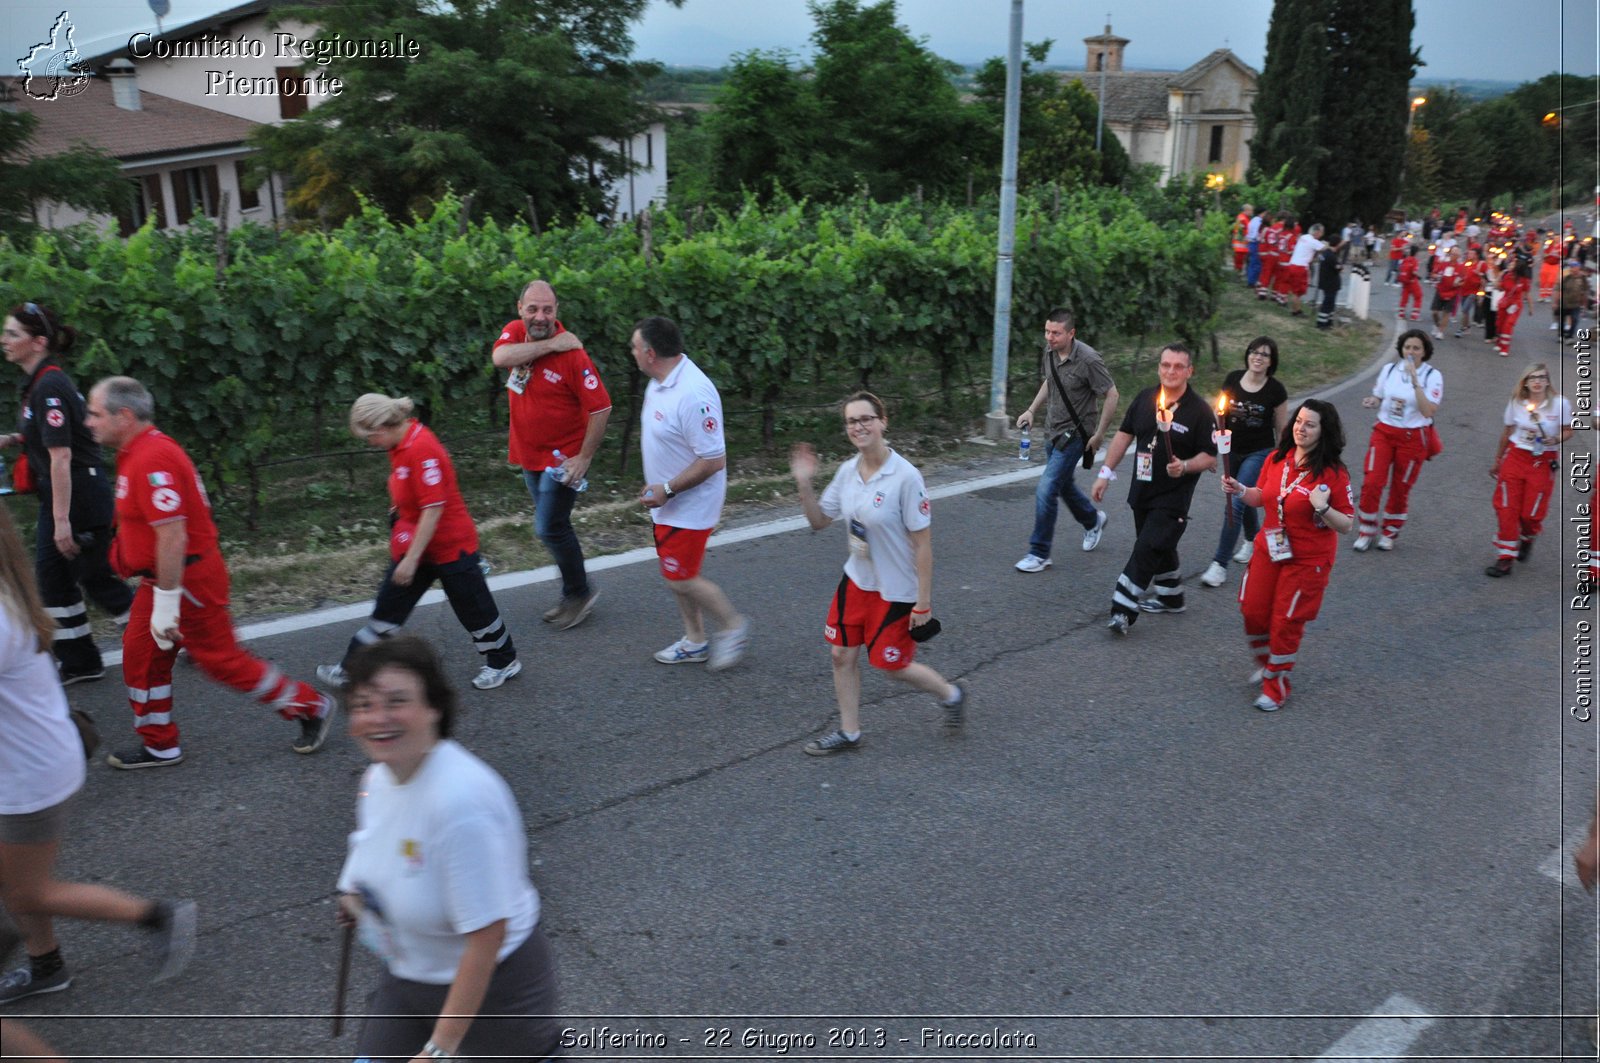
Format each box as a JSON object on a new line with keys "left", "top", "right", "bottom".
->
{"left": 22, "top": 302, "right": 53, "bottom": 341}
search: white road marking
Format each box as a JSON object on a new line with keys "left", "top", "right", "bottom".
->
{"left": 102, "top": 465, "right": 1042, "bottom": 667}
{"left": 1316, "top": 993, "right": 1435, "bottom": 1060}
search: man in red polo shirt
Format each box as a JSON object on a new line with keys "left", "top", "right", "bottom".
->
{"left": 492, "top": 280, "right": 612, "bottom": 629}
{"left": 85, "top": 376, "right": 333, "bottom": 769}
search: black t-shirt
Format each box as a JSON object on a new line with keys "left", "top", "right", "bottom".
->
{"left": 17, "top": 360, "right": 115, "bottom": 524}
{"left": 1118, "top": 384, "right": 1218, "bottom": 512}
{"left": 1221, "top": 370, "right": 1288, "bottom": 455}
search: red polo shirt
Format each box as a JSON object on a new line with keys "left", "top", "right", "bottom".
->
{"left": 492, "top": 320, "right": 612, "bottom": 471}
{"left": 111, "top": 425, "right": 218, "bottom": 577}
{"left": 388, "top": 421, "right": 478, "bottom": 564}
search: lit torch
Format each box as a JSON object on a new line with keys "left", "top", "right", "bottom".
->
{"left": 1214, "top": 394, "right": 1233, "bottom": 525}
{"left": 1155, "top": 388, "right": 1173, "bottom": 468}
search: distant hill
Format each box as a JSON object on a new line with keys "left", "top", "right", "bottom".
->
{"left": 1411, "top": 79, "right": 1518, "bottom": 102}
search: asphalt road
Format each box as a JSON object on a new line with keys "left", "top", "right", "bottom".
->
{"left": 11, "top": 268, "right": 1595, "bottom": 1061}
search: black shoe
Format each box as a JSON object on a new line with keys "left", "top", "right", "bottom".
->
{"left": 292, "top": 695, "right": 336, "bottom": 755}
{"left": 1518, "top": 539, "right": 1534, "bottom": 562}
{"left": 106, "top": 746, "right": 184, "bottom": 770}
{"left": 1106, "top": 613, "right": 1130, "bottom": 636}
{"left": 1485, "top": 559, "right": 1513, "bottom": 577}
{"left": 0, "top": 963, "right": 71, "bottom": 1003}
{"left": 59, "top": 666, "right": 106, "bottom": 687}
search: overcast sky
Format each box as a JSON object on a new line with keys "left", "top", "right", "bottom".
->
{"left": 629, "top": 0, "right": 1597, "bottom": 82}
{"left": 2, "top": 0, "right": 1594, "bottom": 84}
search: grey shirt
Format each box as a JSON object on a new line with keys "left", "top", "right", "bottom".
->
{"left": 1040, "top": 339, "right": 1114, "bottom": 441}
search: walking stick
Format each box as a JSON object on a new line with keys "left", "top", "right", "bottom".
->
{"left": 332, "top": 922, "right": 353, "bottom": 1037}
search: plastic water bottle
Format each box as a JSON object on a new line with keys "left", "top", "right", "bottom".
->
{"left": 1018, "top": 427, "right": 1031, "bottom": 461}
{"left": 550, "top": 449, "right": 589, "bottom": 492}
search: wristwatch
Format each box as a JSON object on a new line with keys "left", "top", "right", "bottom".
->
{"left": 423, "top": 1041, "right": 453, "bottom": 1060}
{"left": 662, "top": 481, "right": 676, "bottom": 500}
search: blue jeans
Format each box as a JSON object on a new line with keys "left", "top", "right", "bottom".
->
{"left": 1245, "top": 242, "right": 1262, "bottom": 287}
{"left": 523, "top": 468, "right": 589, "bottom": 599}
{"left": 1213, "top": 447, "right": 1269, "bottom": 565}
{"left": 1028, "top": 436, "right": 1099, "bottom": 559}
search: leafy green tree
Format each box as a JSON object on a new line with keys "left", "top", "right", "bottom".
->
{"left": 0, "top": 110, "right": 128, "bottom": 238}
{"left": 806, "top": 0, "right": 975, "bottom": 200}
{"left": 697, "top": 50, "right": 825, "bottom": 204}
{"left": 252, "top": 0, "right": 677, "bottom": 225}
{"left": 1251, "top": 0, "right": 1418, "bottom": 226}
{"left": 971, "top": 41, "right": 1129, "bottom": 192}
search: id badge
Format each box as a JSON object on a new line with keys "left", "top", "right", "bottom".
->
{"left": 1387, "top": 397, "right": 1406, "bottom": 419}
{"left": 507, "top": 367, "right": 529, "bottom": 395}
{"left": 848, "top": 518, "right": 871, "bottom": 560}
{"left": 1265, "top": 527, "right": 1293, "bottom": 561}
{"left": 1135, "top": 450, "right": 1154, "bottom": 482}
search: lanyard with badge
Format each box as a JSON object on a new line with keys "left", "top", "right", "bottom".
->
{"left": 1265, "top": 461, "right": 1311, "bottom": 562}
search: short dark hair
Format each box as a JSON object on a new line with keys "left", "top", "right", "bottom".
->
{"left": 1395, "top": 327, "right": 1434, "bottom": 362}
{"left": 633, "top": 315, "right": 684, "bottom": 360}
{"left": 1046, "top": 307, "right": 1075, "bottom": 331}
{"left": 343, "top": 635, "right": 459, "bottom": 739}
{"left": 1244, "top": 336, "right": 1280, "bottom": 375}
{"left": 1273, "top": 398, "right": 1346, "bottom": 476}
{"left": 1159, "top": 342, "right": 1194, "bottom": 367}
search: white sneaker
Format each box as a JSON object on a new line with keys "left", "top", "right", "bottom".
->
{"left": 1375, "top": 535, "right": 1395, "bottom": 551}
{"left": 1082, "top": 510, "right": 1108, "bottom": 551}
{"left": 1200, "top": 561, "right": 1228, "bottom": 587}
{"left": 315, "top": 663, "right": 348, "bottom": 688}
{"left": 707, "top": 620, "right": 750, "bottom": 672}
{"left": 1248, "top": 667, "right": 1265, "bottom": 685}
{"left": 1233, "top": 540, "right": 1254, "bottom": 564}
{"left": 1254, "top": 693, "right": 1282, "bottom": 712}
{"left": 654, "top": 638, "right": 708, "bottom": 665}
{"left": 1352, "top": 534, "right": 1374, "bottom": 552}
{"left": 1014, "top": 553, "right": 1052, "bottom": 573}
{"left": 1431, "top": 328, "right": 1443, "bottom": 339}
{"left": 471, "top": 659, "right": 522, "bottom": 690}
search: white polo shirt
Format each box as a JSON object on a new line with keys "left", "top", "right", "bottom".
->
{"left": 1288, "top": 234, "right": 1326, "bottom": 268}
{"left": 1373, "top": 362, "right": 1444, "bottom": 429}
{"left": 641, "top": 355, "right": 727, "bottom": 530}
{"left": 1504, "top": 396, "right": 1572, "bottom": 455}
{"left": 819, "top": 449, "right": 930, "bottom": 603}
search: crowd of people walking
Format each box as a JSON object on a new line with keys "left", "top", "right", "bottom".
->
{"left": 0, "top": 203, "right": 1587, "bottom": 1057}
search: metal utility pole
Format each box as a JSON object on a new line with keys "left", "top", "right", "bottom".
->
{"left": 985, "top": 0, "right": 1023, "bottom": 441}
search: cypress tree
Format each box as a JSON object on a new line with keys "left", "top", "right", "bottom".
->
{"left": 1251, "top": 0, "right": 1418, "bottom": 228}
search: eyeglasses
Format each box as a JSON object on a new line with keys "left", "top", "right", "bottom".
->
{"left": 1526, "top": 374, "right": 1549, "bottom": 381}
{"left": 845, "top": 415, "right": 880, "bottom": 428}
{"left": 22, "top": 302, "right": 53, "bottom": 341}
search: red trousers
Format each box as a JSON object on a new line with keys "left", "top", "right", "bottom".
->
{"left": 122, "top": 551, "right": 322, "bottom": 753}
{"left": 1398, "top": 280, "right": 1423, "bottom": 319}
{"left": 1238, "top": 551, "right": 1331, "bottom": 707}
{"left": 1492, "top": 447, "right": 1555, "bottom": 559}
{"left": 1539, "top": 260, "right": 1559, "bottom": 300}
{"left": 1257, "top": 255, "right": 1280, "bottom": 297}
{"left": 1233, "top": 246, "right": 1247, "bottom": 271}
{"left": 1358, "top": 422, "right": 1429, "bottom": 539}
{"left": 1495, "top": 298, "right": 1523, "bottom": 356}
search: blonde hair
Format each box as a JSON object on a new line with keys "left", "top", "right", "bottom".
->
{"left": 349, "top": 393, "right": 415, "bottom": 438}
{"left": 0, "top": 505, "right": 55, "bottom": 652}
{"left": 1512, "top": 363, "right": 1555, "bottom": 405}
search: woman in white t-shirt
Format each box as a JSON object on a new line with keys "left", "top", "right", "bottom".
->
{"left": 0, "top": 505, "right": 193, "bottom": 1007}
{"left": 1486, "top": 363, "right": 1572, "bottom": 577}
{"left": 337, "top": 635, "right": 559, "bottom": 1062}
{"left": 1354, "top": 329, "right": 1444, "bottom": 551}
{"left": 789, "top": 392, "right": 967, "bottom": 756}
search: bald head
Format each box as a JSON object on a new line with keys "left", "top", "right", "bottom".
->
{"left": 517, "top": 280, "right": 558, "bottom": 340}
